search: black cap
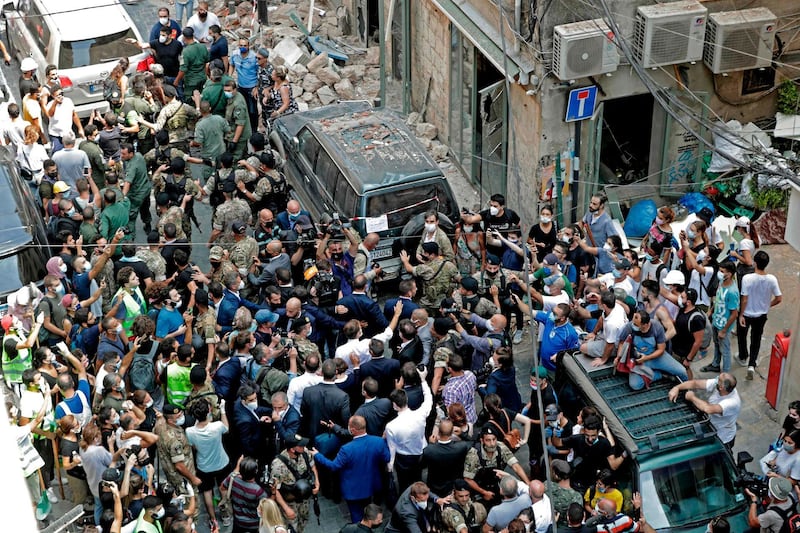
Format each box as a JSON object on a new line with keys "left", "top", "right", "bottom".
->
{"left": 292, "top": 315, "right": 311, "bottom": 333}
{"left": 421, "top": 242, "right": 439, "bottom": 255}
{"left": 697, "top": 207, "right": 714, "bottom": 223}
{"left": 286, "top": 434, "right": 309, "bottom": 449}
{"left": 170, "top": 157, "right": 186, "bottom": 173}
{"left": 222, "top": 179, "right": 237, "bottom": 193}
{"left": 432, "top": 317, "right": 455, "bottom": 335}
{"left": 486, "top": 254, "right": 501, "bottom": 266}
{"left": 460, "top": 277, "right": 479, "bottom": 293}
{"left": 162, "top": 84, "right": 177, "bottom": 98}
{"left": 156, "top": 192, "right": 171, "bottom": 207}
{"left": 163, "top": 404, "right": 183, "bottom": 416}
{"left": 232, "top": 221, "right": 248, "bottom": 234}
{"left": 481, "top": 425, "right": 500, "bottom": 437}
{"left": 147, "top": 230, "right": 160, "bottom": 244}
{"left": 258, "top": 151, "right": 275, "bottom": 168}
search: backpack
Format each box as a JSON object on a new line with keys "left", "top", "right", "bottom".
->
{"left": 262, "top": 170, "right": 290, "bottom": 212}
{"left": 690, "top": 309, "right": 714, "bottom": 351}
{"left": 102, "top": 77, "right": 121, "bottom": 101}
{"left": 45, "top": 216, "right": 60, "bottom": 244}
{"left": 210, "top": 168, "right": 236, "bottom": 209}
{"left": 254, "top": 365, "right": 289, "bottom": 405}
{"left": 487, "top": 409, "right": 522, "bottom": 450}
{"left": 128, "top": 341, "right": 159, "bottom": 393}
{"left": 775, "top": 498, "right": 800, "bottom": 533}
{"left": 699, "top": 264, "right": 719, "bottom": 302}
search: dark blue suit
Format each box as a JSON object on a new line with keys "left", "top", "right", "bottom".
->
{"left": 314, "top": 434, "right": 391, "bottom": 522}
{"left": 232, "top": 399, "right": 270, "bottom": 462}
{"left": 481, "top": 367, "right": 523, "bottom": 412}
{"left": 383, "top": 297, "right": 418, "bottom": 321}
{"left": 212, "top": 357, "right": 243, "bottom": 404}
{"left": 217, "top": 289, "right": 264, "bottom": 334}
{"left": 275, "top": 209, "right": 312, "bottom": 230}
{"left": 360, "top": 357, "right": 401, "bottom": 399}
{"left": 354, "top": 398, "right": 393, "bottom": 436}
{"left": 336, "top": 292, "right": 388, "bottom": 338}
{"left": 272, "top": 405, "right": 301, "bottom": 451}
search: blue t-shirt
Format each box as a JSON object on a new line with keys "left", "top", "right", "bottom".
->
{"left": 712, "top": 283, "right": 740, "bottom": 332}
{"left": 55, "top": 378, "right": 91, "bottom": 420}
{"left": 72, "top": 271, "right": 91, "bottom": 300}
{"left": 156, "top": 307, "right": 185, "bottom": 344}
{"left": 210, "top": 36, "right": 229, "bottom": 62}
{"left": 231, "top": 52, "right": 258, "bottom": 88}
{"left": 618, "top": 319, "right": 666, "bottom": 356}
{"left": 535, "top": 311, "right": 580, "bottom": 370}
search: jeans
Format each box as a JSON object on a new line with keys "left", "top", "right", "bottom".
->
{"left": 737, "top": 314, "right": 768, "bottom": 367}
{"left": 175, "top": 0, "right": 194, "bottom": 25}
{"left": 628, "top": 352, "right": 689, "bottom": 390}
{"left": 711, "top": 325, "right": 732, "bottom": 372}
{"left": 237, "top": 86, "right": 259, "bottom": 131}
{"left": 50, "top": 135, "right": 63, "bottom": 153}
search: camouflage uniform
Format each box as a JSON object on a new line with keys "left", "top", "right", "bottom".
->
{"left": 269, "top": 450, "right": 316, "bottom": 532}
{"left": 158, "top": 206, "right": 187, "bottom": 240}
{"left": 545, "top": 480, "right": 583, "bottom": 526}
{"left": 185, "top": 382, "right": 221, "bottom": 421}
{"left": 154, "top": 417, "right": 197, "bottom": 496}
{"left": 470, "top": 268, "right": 523, "bottom": 299}
{"left": 433, "top": 332, "right": 460, "bottom": 374}
{"left": 293, "top": 337, "right": 318, "bottom": 364}
{"left": 155, "top": 100, "right": 199, "bottom": 152}
{"left": 452, "top": 293, "right": 498, "bottom": 319}
{"left": 212, "top": 198, "right": 252, "bottom": 244}
{"left": 463, "top": 443, "right": 517, "bottom": 505}
{"left": 193, "top": 310, "right": 218, "bottom": 350}
{"left": 152, "top": 168, "right": 201, "bottom": 197}
{"left": 228, "top": 236, "right": 259, "bottom": 270}
{"left": 92, "top": 250, "right": 117, "bottom": 314}
{"left": 441, "top": 499, "right": 487, "bottom": 533}
{"left": 412, "top": 258, "right": 460, "bottom": 310}
{"left": 137, "top": 248, "right": 167, "bottom": 282}
{"left": 210, "top": 261, "right": 238, "bottom": 285}
{"left": 203, "top": 168, "right": 250, "bottom": 198}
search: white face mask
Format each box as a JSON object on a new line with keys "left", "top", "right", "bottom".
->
{"left": 247, "top": 401, "right": 258, "bottom": 411}
{"left": 159, "top": 17, "right": 169, "bottom": 25}
{"left": 603, "top": 243, "right": 612, "bottom": 252}
{"left": 424, "top": 223, "right": 436, "bottom": 233}
{"left": 153, "top": 507, "right": 165, "bottom": 519}
{"left": 540, "top": 216, "right": 551, "bottom": 224}
{"left": 696, "top": 250, "right": 706, "bottom": 262}
{"left": 238, "top": 280, "right": 245, "bottom": 291}
{"left": 59, "top": 263, "right": 68, "bottom": 273}
{"left": 158, "top": 35, "right": 168, "bottom": 44}
{"left": 544, "top": 285, "right": 552, "bottom": 295}
{"left": 145, "top": 400, "right": 154, "bottom": 408}
{"left": 84, "top": 260, "right": 91, "bottom": 271}
{"left": 463, "top": 225, "right": 473, "bottom": 233}
{"left": 489, "top": 206, "right": 499, "bottom": 217}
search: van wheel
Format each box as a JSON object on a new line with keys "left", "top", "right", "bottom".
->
{"left": 393, "top": 212, "right": 455, "bottom": 259}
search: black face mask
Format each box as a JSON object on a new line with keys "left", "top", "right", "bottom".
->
{"left": 210, "top": 261, "right": 221, "bottom": 269}
{"left": 47, "top": 171, "right": 58, "bottom": 179}
{"left": 331, "top": 252, "right": 343, "bottom": 261}
{"left": 486, "top": 270, "right": 498, "bottom": 277}
{"left": 261, "top": 221, "right": 274, "bottom": 229}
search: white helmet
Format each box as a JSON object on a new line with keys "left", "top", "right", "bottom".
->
{"left": 663, "top": 270, "right": 686, "bottom": 286}
{"left": 20, "top": 57, "right": 37, "bottom": 72}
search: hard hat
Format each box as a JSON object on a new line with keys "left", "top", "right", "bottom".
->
{"left": 20, "top": 57, "right": 37, "bottom": 72}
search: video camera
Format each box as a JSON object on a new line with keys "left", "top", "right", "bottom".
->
{"left": 734, "top": 451, "right": 770, "bottom": 502}
{"left": 318, "top": 212, "right": 351, "bottom": 238}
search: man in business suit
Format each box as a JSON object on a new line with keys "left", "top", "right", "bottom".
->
{"left": 421, "top": 419, "right": 471, "bottom": 496}
{"left": 411, "top": 308, "right": 434, "bottom": 365}
{"left": 275, "top": 296, "right": 315, "bottom": 335}
{"left": 301, "top": 359, "right": 351, "bottom": 499}
{"left": 335, "top": 274, "right": 389, "bottom": 338}
{"left": 385, "top": 481, "right": 451, "bottom": 533}
{"left": 354, "top": 377, "right": 393, "bottom": 436}
{"left": 269, "top": 391, "right": 300, "bottom": 452}
{"left": 383, "top": 279, "right": 420, "bottom": 321}
{"left": 232, "top": 382, "right": 272, "bottom": 465}
{"left": 360, "top": 338, "right": 401, "bottom": 398}
{"left": 311, "top": 415, "right": 391, "bottom": 523}
{"left": 211, "top": 341, "right": 243, "bottom": 406}
{"left": 216, "top": 271, "right": 265, "bottom": 334}
{"left": 393, "top": 319, "right": 425, "bottom": 366}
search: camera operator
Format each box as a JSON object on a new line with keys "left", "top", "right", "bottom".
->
{"left": 316, "top": 222, "right": 359, "bottom": 296}
{"left": 745, "top": 477, "right": 798, "bottom": 531}
{"left": 450, "top": 311, "right": 508, "bottom": 373}
{"left": 307, "top": 259, "right": 342, "bottom": 313}
{"left": 285, "top": 215, "right": 318, "bottom": 281}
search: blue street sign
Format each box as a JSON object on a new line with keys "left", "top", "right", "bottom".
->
{"left": 565, "top": 85, "right": 598, "bottom": 122}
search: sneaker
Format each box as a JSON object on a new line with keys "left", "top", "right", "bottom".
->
{"left": 700, "top": 364, "right": 720, "bottom": 373}
{"left": 46, "top": 487, "right": 59, "bottom": 503}
{"left": 736, "top": 356, "right": 748, "bottom": 367}
{"left": 513, "top": 329, "right": 524, "bottom": 345}
{"left": 221, "top": 515, "right": 232, "bottom": 527}
{"left": 746, "top": 366, "right": 754, "bottom": 380}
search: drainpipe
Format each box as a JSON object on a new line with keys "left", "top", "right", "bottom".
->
{"left": 378, "top": 0, "right": 386, "bottom": 108}
{"left": 514, "top": 0, "right": 521, "bottom": 55}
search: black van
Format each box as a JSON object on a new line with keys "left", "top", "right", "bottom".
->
{"left": 271, "top": 102, "right": 460, "bottom": 280}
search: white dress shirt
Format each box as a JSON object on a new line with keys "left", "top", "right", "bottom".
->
{"left": 384, "top": 381, "right": 432, "bottom": 466}
{"left": 286, "top": 372, "right": 323, "bottom": 412}
{"left": 335, "top": 325, "right": 394, "bottom": 369}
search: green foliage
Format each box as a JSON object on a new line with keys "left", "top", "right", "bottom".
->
{"left": 777, "top": 80, "right": 800, "bottom": 115}
{"left": 750, "top": 186, "right": 789, "bottom": 211}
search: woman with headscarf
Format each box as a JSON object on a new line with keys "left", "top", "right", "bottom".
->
{"left": 45, "top": 256, "right": 72, "bottom": 298}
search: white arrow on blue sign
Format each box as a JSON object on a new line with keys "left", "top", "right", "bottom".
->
{"left": 565, "top": 85, "right": 598, "bottom": 122}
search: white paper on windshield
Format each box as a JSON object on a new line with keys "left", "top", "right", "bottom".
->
{"left": 365, "top": 215, "right": 389, "bottom": 233}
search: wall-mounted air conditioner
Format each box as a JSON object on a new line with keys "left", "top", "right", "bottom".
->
{"left": 553, "top": 19, "right": 620, "bottom": 81}
{"left": 633, "top": 0, "right": 707, "bottom": 68}
{"left": 703, "top": 8, "right": 776, "bottom": 74}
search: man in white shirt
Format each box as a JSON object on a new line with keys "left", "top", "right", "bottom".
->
{"left": 582, "top": 290, "right": 628, "bottom": 366}
{"left": 335, "top": 302, "right": 402, "bottom": 369}
{"left": 185, "top": 1, "right": 221, "bottom": 45}
{"left": 46, "top": 86, "right": 83, "bottom": 153}
{"left": 286, "top": 354, "right": 322, "bottom": 412}
{"left": 599, "top": 259, "right": 634, "bottom": 298}
{"left": 19, "top": 368, "right": 57, "bottom": 503}
{"left": 668, "top": 373, "right": 741, "bottom": 447}
{"left": 385, "top": 368, "right": 432, "bottom": 494}
{"left": 738, "top": 250, "right": 782, "bottom": 379}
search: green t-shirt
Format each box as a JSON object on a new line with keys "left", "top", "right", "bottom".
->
{"left": 124, "top": 152, "right": 151, "bottom": 205}
{"left": 225, "top": 92, "right": 252, "bottom": 140}
{"left": 181, "top": 42, "right": 210, "bottom": 87}
{"left": 195, "top": 114, "right": 230, "bottom": 160}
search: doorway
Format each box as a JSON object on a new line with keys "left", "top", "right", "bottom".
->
{"left": 356, "top": 0, "right": 380, "bottom": 45}
{"left": 598, "top": 94, "right": 654, "bottom": 185}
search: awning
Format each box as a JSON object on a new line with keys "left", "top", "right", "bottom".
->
{"left": 430, "top": 0, "right": 538, "bottom": 84}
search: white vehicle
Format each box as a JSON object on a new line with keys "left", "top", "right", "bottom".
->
{"left": 3, "top": 0, "right": 149, "bottom": 116}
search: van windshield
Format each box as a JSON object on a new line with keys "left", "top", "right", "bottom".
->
{"left": 59, "top": 28, "right": 139, "bottom": 68}
{"left": 366, "top": 182, "right": 457, "bottom": 232}
{"left": 0, "top": 247, "right": 47, "bottom": 295}
{"left": 639, "top": 451, "right": 744, "bottom": 529}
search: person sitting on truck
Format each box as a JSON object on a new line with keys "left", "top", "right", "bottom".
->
{"left": 550, "top": 414, "right": 626, "bottom": 493}
{"left": 667, "top": 373, "right": 741, "bottom": 448}
{"left": 581, "top": 290, "right": 628, "bottom": 368}
{"left": 583, "top": 495, "right": 646, "bottom": 533}
{"left": 613, "top": 310, "right": 688, "bottom": 390}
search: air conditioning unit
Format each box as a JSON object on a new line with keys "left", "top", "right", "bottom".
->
{"left": 703, "top": 8, "right": 776, "bottom": 74}
{"left": 552, "top": 19, "right": 620, "bottom": 81}
{"left": 633, "top": 0, "right": 707, "bottom": 68}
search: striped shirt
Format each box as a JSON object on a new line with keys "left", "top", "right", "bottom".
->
{"left": 223, "top": 475, "right": 266, "bottom": 531}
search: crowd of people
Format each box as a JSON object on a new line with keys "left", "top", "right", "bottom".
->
{"left": 0, "top": 3, "right": 796, "bottom": 533}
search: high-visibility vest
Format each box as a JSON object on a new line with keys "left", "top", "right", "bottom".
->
{"left": 113, "top": 287, "right": 147, "bottom": 336}
{"left": 166, "top": 364, "right": 193, "bottom": 407}
{"left": 1, "top": 331, "right": 30, "bottom": 386}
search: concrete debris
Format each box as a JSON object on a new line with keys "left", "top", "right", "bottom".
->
{"left": 406, "top": 112, "right": 421, "bottom": 126}
{"left": 301, "top": 73, "right": 324, "bottom": 93}
{"left": 316, "top": 66, "right": 341, "bottom": 86}
{"left": 416, "top": 122, "right": 438, "bottom": 140}
{"left": 306, "top": 52, "right": 330, "bottom": 74}
{"left": 334, "top": 78, "right": 355, "bottom": 100}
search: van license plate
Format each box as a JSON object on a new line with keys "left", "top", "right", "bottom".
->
{"left": 372, "top": 248, "right": 393, "bottom": 260}
{"left": 88, "top": 84, "right": 99, "bottom": 94}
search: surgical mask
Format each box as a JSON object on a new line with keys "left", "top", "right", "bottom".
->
{"left": 603, "top": 243, "right": 612, "bottom": 252}
{"left": 544, "top": 285, "right": 552, "bottom": 295}
{"left": 67, "top": 208, "right": 76, "bottom": 217}
{"left": 631, "top": 324, "right": 640, "bottom": 332}
{"left": 158, "top": 17, "right": 168, "bottom": 25}
{"left": 414, "top": 499, "right": 427, "bottom": 510}
{"left": 115, "top": 324, "right": 123, "bottom": 334}
{"left": 172, "top": 299, "right": 182, "bottom": 308}
{"left": 145, "top": 400, "right": 154, "bottom": 408}
{"left": 306, "top": 326, "right": 312, "bottom": 337}
{"left": 586, "top": 436, "right": 599, "bottom": 445}
{"left": 547, "top": 312, "right": 556, "bottom": 322}
{"left": 717, "top": 271, "right": 725, "bottom": 282}
{"left": 59, "top": 263, "right": 68, "bottom": 273}
{"left": 677, "top": 295, "right": 685, "bottom": 308}
{"left": 111, "top": 414, "right": 120, "bottom": 425}
{"left": 687, "top": 229, "right": 696, "bottom": 239}
{"left": 223, "top": 91, "right": 234, "bottom": 99}
{"left": 238, "top": 280, "right": 245, "bottom": 290}
{"left": 597, "top": 486, "right": 607, "bottom": 493}
{"left": 247, "top": 401, "right": 258, "bottom": 411}
{"left": 612, "top": 269, "right": 622, "bottom": 278}
{"left": 540, "top": 216, "right": 551, "bottom": 224}
{"left": 785, "top": 443, "right": 796, "bottom": 453}
{"left": 463, "top": 225, "right": 473, "bottom": 233}
{"left": 424, "top": 223, "right": 436, "bottom": 233}
{"left": 84, "top": 260, "right": 91, "bottom": 271}
{"left": 55, "top": 285, "right": 66, "bottom": 297}
{"left": 560, "top": 235, "right": 571, "bottom": 243}
{"left": 159, "top": 35, "right": 168, "bottom": 44}
{"left": 655, "top": 216, "right": 664, "bottom": 225}
{"left": 153, "top": 507, "right": 165, "bottom": 519}
{"left": 696, "top": 250, "right": 707, "bottom": 262}
{"left": 485, "top": 321, "right": 496, "bottom": 333}
{"left": 175, "top": 415, "right": 186, "bottom": 426}
{"left": 644, "top": 253, "right": 654, "bottom": 262}
{"left": 489, "top": 206, "right": 499, "bottom": 216}
{"left": 239, "top": 47, "right": 248, "bottom": 54}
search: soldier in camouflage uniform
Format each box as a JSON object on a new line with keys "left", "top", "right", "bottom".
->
{"left": 290, "top": 315, "right": 318, "bottom": 364}
{"left": 547, "top": 459, "right": 583, "bottom": 528}
{"left": 228, "top": 221, "right": 259, "bottom": 269}
{"left": 463, "top": 426, "right": 528, "bottom": 508}
{"left": 430, "top": 317, "right": 461, "bottom": 395}
{"left": 245, "top": 131, "right": 284, "bottom": 171}
{"left": 207, "top": 246, "right": 238, "bottom": 285}
{"left": 400, "top": 242, "right": 460, "bottom": 312}
{"left": 137, "top": 231, "right": 167, "bottom": 282}
{"left": 155, "top": 192, "right": 187, "bottom": 240}
{"left": 441, "top": 479, "right": 487, "bottom": 533}
{"left": 236, "top": 152, "right": 289, "bottom": 215}
{"left": 202, "top": 153, "right": 252, "bottom": 212}
{"left": 137, "top": 84, "right": 199, "bottom": 153}
{"left": 191, "top": 290, "right": 219, "bottom": 372}
{"left": 152, "top": 158, "right": 202, "bottom": 238}
{"left": 269, "top": 435, "right": 319, "bottom": 533}
{"left": 90, "top": 236, "right": 118, "bottom": 314}
{"left": 452, "top": 277, "right": 499, "bottom": 319}
{"left": 209, "top": 183, "right": 252, "bottom": 246}
{"left": 145, "top": 130, "right": 197, "bottom": 180}
{"left": 154, "top": 404, "right": 200, "bottom": 497}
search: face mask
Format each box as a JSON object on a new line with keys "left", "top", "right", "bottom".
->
{"left": 597, "top": 486, "right": 607, "bottom": 493}
{"left": 306, "top": 326, "right": 312, "bottom": 337}
{"left": 463, "top": 225, "right": 473, "bottom": 233}
{"left": 560, "top": 235, "right": 571, "bottom": 243}
{"left": 785, "top": 443, "right": 796, "bottom": 453}
{"left": 677, "top": 295, "right": 685, "bottom": 308}
{"left": 543, "top": 285, "right": 552, "bottom": 295}
{"left": 331, "top": 252, "right": 343, "bottom": 261}
{"left": 530, "top": 380, "right": 538, "bottom": 391}
{"left": 145, "top": 400, "right": 154, "bottom": 408}
{"left": 173, "top": 299, "right": 182, "bottom": 308}
{"left": 655, "top": 216, "right": 664, "bottom": 225}
{"left": 159, "top": 17, "right": 168, "bottom": 25}
{"left": 687, "top": 229, "right": 696, "bottom": 239}
{"left": 84, "top": 260, "right": 91, "bottom": 272}
{"left": 59, "top": 263, "right": 68, "bottom": 273}
{"left": 261, "top": 221, "right": 273, "bottom": 229}
{"left": 415, "top": 499, "right": 427, "bottom": 510}
{"left": 116, "top": 384, "right": 125, "bottom": 394}
{"left": 696, "top": 250, "right": 707, "bottom": 262}
{"left": 586, "top": 436, "right": 599, "bottom": 446}
{"left": 223, "top": 91, "right": 234, "bottom": 99}
{"left": 238, "top": 280, "right": 245, "bottom": 290}
{"left": 55, "top": 285, "right": 66, "bottom": 297}
{"left": 153, "top": 507, "right": 165, "bottom": 519}
{"left": 489, "top": 206, "right": 499, "bottom": 216}
{"left": 486, "top": 270, "right": 497, "bottom": 278}
{"left": 239, "top": 47, "right": 248, "bottom": 54}
{"left": 67, "top": 208, "right": 76, "bottom": 217}
{"left": 612, "top": 269, "right": 622, "bottom": 278}
{"left": 548, "top": 312, "right": 556, "bottom": 322}
{"left": 631, "top": 324, "right": 640, "bottom": 332}
{"left": 289, "top": 213, "right": 300, "bottom": 222}
{"left": 246, "top": 401, "right": 258, "bottom": 411}
{"left": 717, "top": 271, "right": 725, "bottom": 282}
{"left": 47, "top": 171, "right": 58, "bottom": 179}
{"left": 175, "top": 415, "right": 186, "bottom": 426}
{"left": 603, "top": 243, "right": 612, "bottom": 252}
{"left": 199, "top": 12, "right": 208, "bottom": 20}
{"left": 424, "top": 223, "right": 436, "bottom": 233}
{"left": 644, "top": 253, "right": 654, "bottom": 262}
{"left": 159, "top": 35, "right": 168, "bottom": 43}
{"left": 111, "top": 414, "right": 120, "bottom": 425}
{"left": 115, "top": 324, "right": 123, "bottom": 334}
{"left": 540, "top": 216, "right": 551, "bottom": 224}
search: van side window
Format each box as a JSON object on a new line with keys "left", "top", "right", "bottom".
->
{"left": 335, "top": 175, "right": 357, "bottom": 218}
{"left": 297, "top": 129, "right": 321, "bottom": 168}
{"left": 315, "top": 150, "right": 339, "bottom": 198}
{"left": 24, "top": 2, "right": 50, "bottom": 53}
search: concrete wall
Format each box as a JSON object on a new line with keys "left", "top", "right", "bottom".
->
{"left": 410, "top": 1, "right": 450, "bottom": 132}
